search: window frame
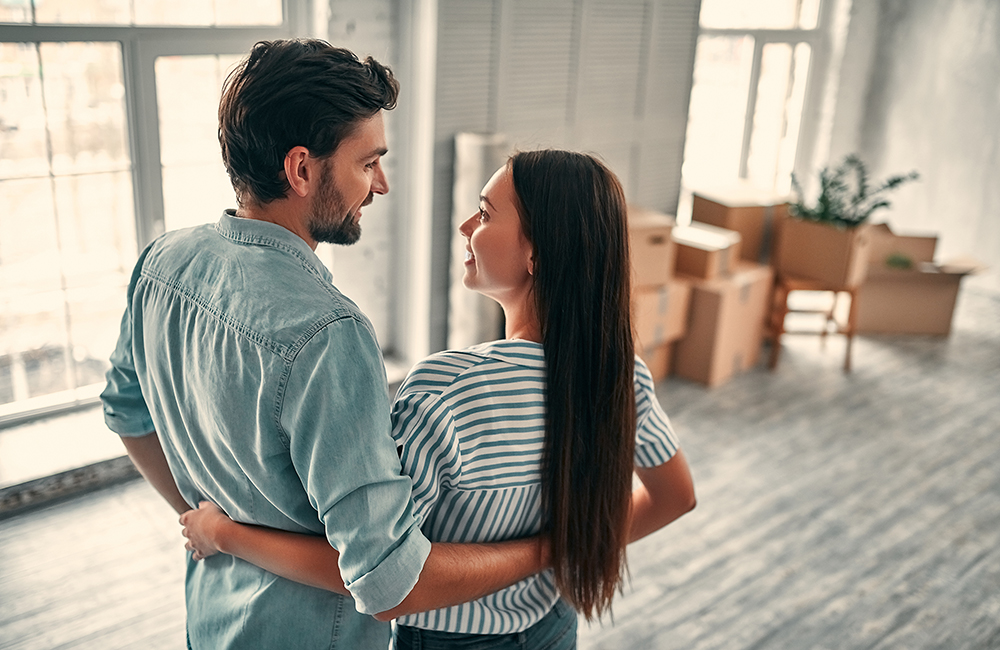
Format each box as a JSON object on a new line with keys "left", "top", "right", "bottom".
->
{"left": 695, "top": 0, "right": 833, "bottom": 189}
{"left": 0, "top": 1, "right": 313, "bottom": 427}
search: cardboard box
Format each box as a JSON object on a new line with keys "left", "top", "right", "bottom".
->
{"left": 628, "top": 206, "right": 676, "bottom": 288}
{"left": 634, "top": 279, "right": 692, "bottom": 350}
{"left": 674, "top": 263, "right": 774, "bottom": 387}
{"left": 691, "top": 187, "right": 790, "bottom": 263}
{"left": 865, "top": 223, "right": 937, "bottom": 274}
{"left": 672, "top": 222, "right": 742, "bottom": 280}
{"left": 773, "top": 218, "right": 872, "bottom": 288}
{"left": 855, "top": 273, "right": 964, "bottom": 335}
{"left": 639, "top": 341, "right": 674, "bottom": 383}
{"left": 855, "top": 223, "right": 985, "bottom": 335}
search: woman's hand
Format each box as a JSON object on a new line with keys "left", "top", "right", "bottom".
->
{"left": 180, "top": 501, "right": 232, "bottom": 560}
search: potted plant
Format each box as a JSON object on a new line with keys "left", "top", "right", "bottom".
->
{"left": 774, "top": 155, "right": 918, "bottom": 288}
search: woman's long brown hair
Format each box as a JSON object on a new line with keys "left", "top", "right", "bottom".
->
{"left": 509, "top": 150, "right": 636, "bottom": 620}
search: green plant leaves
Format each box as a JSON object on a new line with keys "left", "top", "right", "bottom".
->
{"left": 789, "top": 155, "right": 918, "bottom": 228}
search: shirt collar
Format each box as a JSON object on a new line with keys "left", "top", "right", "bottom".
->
{"left": 215, "top": 210, "right": 333, "bottom": 283}
{"left": 471, "top": 339, "right": 546, "bottom": 369}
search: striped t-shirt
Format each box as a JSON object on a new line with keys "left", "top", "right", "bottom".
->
{"left": 390, "top": 339, "right": 681, "bottom": 634}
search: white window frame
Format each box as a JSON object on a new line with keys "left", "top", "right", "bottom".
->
{"left": 696, "top": 0, "right": 834, "bottom": 188}
{"left": 0, "top": 1, "right": 314, "bottom": 426}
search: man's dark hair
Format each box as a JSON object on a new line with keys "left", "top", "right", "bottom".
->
{"left": 219, "top": 39, "right": 399, "bottom": 207}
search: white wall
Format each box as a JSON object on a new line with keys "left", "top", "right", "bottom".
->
{"left": 318, "top": 0, "right": 399, "bottom": 349}
{"left": 829, "top": 0, "right": 1000, "bottom": 293}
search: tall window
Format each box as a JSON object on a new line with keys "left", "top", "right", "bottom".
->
{"left": 0, "top": 1, "right": 302, "bottom": 427}
{"left": 0, "top": 41, "right": 134, "bottom": 418}
{"left": 155, "top": 54, "right": 241, "bottom": 231}
{"left": 682, "top": 0, "right": 823, "bottom": 196}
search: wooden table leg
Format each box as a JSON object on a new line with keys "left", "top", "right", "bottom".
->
{"left": 768, "top": 281, "right": 789, "bottom": 370}
{"left": 843, "top": 288, "right": 858, "bottom": 373}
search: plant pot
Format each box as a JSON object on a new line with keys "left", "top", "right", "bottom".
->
{"left": 773, "top": 218, "right": 873, "bottom": 289}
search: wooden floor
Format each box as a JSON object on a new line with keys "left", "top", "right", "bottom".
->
{"left": 2, "top": 289, "right": 998, "bottom": 650}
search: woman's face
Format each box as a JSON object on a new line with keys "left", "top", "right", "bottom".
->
{"left": 459, "top": 165, "right": 534, "bottom": 302}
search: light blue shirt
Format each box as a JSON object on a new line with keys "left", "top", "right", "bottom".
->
{"left": 101, "top": 211, "right": 431, "bottom": 649}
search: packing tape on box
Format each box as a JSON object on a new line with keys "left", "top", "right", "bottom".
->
{"left": 657, "top": 288, "right": 671, "bottom": 315}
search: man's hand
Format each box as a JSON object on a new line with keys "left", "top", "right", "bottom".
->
{"left": 180, "top": 501, "right": 231, "bottom": 560}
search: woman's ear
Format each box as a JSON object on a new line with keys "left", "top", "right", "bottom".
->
{"left": 527, "top": 252, "right": 535, "bottom": 276}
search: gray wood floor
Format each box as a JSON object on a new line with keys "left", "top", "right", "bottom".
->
{"left": 2, "top": 289, "right": 998, "bottom": 650}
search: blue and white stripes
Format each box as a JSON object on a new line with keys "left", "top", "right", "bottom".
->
{"left": 391, "top": 339, "right": 680, "bottom": 634}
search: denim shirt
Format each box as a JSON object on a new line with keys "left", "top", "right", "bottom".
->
{"left": 101, "top": 211, "right": 431, "bottom": 649}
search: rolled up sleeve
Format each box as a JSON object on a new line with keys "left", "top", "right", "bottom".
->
{"left": 101, "top": 253, "right": 156, "bottom": 437}
{"left": 283, "top": 315, "right": 431, "bottom": 615}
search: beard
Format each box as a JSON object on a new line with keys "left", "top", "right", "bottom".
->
{"left": 306, "top": 161, "right": 363, "bottom": 246}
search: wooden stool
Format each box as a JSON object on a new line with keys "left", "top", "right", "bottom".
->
{"left": 767, "top": 275, "right": 859, "bottom": 372}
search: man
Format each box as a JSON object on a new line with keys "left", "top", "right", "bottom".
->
{"left": 101, "top": 39, "right": 545, "bottom": 649}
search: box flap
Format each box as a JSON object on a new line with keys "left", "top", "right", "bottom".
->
{"left": 867, "top": 221, "right": 937, "bottom": 274}
{"left": 673, "top": 222, "right": 741, "bottom": 252}
{"left": 934, "top": 256, "right": 989, "bottom": 275}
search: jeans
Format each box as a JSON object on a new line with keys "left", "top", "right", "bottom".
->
{"left": 394, "top": 600, "right": 577, "bottom": 650}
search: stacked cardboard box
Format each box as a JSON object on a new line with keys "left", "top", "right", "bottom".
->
{"left": 674, "top": 263, "right": 774, "bottom": 387}
{"left": 628, "top": 207, "right": 690, "bottom": 382}
{"left": 855, "top": 224, "right": 985, "bottom": 336}
{"left": 673, "top": 222, "right": 742, "bottom": 279}
{"left": 691, "top": 186, "right": 790, "bottom": 263}
{"left": 672, "top": 222, "right": 774, "bottom": 387}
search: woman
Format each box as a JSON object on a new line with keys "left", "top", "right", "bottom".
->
{"left": 181, "top": 150, "right": 695, "bottom": 648}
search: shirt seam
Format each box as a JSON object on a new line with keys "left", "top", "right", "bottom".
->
{"left": 273, "top": 311, "right": 379, "bottom": 451}
{"left": 402, "top": 351, "right": 523, "bottom": 401}
{"left": 138, "top": 269, "right": 290, "bottom": 358}
{"left": 465, "top": 342, "right": 545, "bottom": 370}
{"left": 215, "top": 222, "right": 329, "bottom": 284}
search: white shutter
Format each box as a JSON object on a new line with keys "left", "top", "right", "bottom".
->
{"left": 423, "top": 0, "right": 701, "bottom": 349}
{"left": 496, "top": 0, "right": 578, "bottom": 147}
{"left": 635, "top": 0, "right": 702, "bottom": 210}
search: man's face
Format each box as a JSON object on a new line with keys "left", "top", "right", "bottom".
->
{"left": 306, "top": 111, "right": 389, "bottom": 245}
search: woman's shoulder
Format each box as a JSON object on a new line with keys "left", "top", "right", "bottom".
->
{"left": 398, "top": 340, "right": 544, "bottom": 398}
{"left": 631, "top": 355, "right": 662, "bottom": 412}
{"left": 633, "top": 355, "right": 656, "bottom": 388}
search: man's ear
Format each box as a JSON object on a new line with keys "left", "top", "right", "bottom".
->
{"left": 284, "top": 146, "right": 314, "bottom": 198}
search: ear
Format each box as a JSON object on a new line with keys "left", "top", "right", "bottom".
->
{"left": 526, "top": 250, "right": 535, "bottom": 276}
{"left": 283, "top": 146, "right": 315, "bottom": 199}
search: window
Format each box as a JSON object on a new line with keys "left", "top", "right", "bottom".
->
{"left": 0, "top": 1, "right": 298, "bottom": 428}
{"left": 0, "top": 41, "right": 134, "bottom": 418}
{"left": 699, "top": 0, "right": 820, "bottom": 30}
{"left": 155, "top": 54, "right": 241, "bottom": 231}
{"left": 682, "top": 0, "right": 826, "bottom": 201}
{"left": 1, "top": 0, "right": 282, "bottom": 26}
